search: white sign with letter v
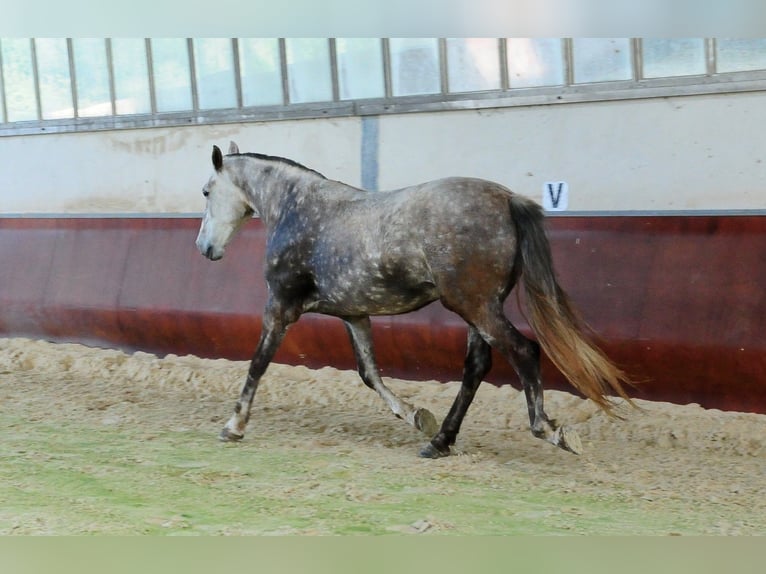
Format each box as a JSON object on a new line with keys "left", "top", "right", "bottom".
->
{"left": 542, "top": 181, "right": 569, "bottom": 211}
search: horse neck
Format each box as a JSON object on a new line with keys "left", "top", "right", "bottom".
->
{"left": 237, "top": 159, "right": 323, "bottom": 228}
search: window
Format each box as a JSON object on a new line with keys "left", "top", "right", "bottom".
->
{"left": 239, "top": 38, "right": 283, "bottom": 107}
{"left": 389, "top": 38, "right": 440, "bottom": 96}
{"left": 642, "top": 39, "right": 706, "bottom": 78}
{"left": 150, "top": 38, "right": 192, "bottom": 112}
{"left": 572, "top": 38, "right": 632, "bottom": 83}
{"left": 336, "top": 38, "right": 384, "bottom": 100}
{"left": 193, "top": 38, "right": 237, "bottom": 110}
{"left": 717, "top": 39, "right": 766, "bottom": 73}
{"left": 1, "top": 38, "right": 37, "bottom": 122}
{"left": 3, "top": 37, "right": 766, "bottom": 136}
{"left": 285, "top": 38, "right": 332, "bottom": 104}
{"left": 506, "top": 38, "right": 565, "bottom": 88}
{"left": 446, "top": 38, "right": 500, "bottom": 93}
{"left": 72, "top": 38, "right": 111, "bottom": 117}
{"left": 35, "top": 38, "right": 73, "bottom": 119}
{"left": 111, "top": 38, "right": 150, "bottom": 115}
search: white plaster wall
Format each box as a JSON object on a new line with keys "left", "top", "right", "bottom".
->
{"left": 377, "top": 91, "right": 766, "bottom": 211}
{"left": 0, "top": 117, "right": 363, "bottom": 214}
{"left": 1, "top": 91, "right": 765, "bottom": 214}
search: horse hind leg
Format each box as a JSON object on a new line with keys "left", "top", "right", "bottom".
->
{"left": 518, "top": 337, "right": 582, "bottom": 454}
{"left": 420, "top": 326, "right": 491, "bottom": 458}
{"left": 475, "top": 309, "right": 582, "bottom": 455}
{"left": 343, "top": 317, "right": 439, "bottom": 437}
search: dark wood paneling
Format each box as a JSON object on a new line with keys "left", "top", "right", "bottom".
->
{"left": 1, "top": 214, "right": 764, "bottom": 414}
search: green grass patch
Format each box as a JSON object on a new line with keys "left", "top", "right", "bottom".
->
{"left": 0, "top": 414, "right": 741, "bottom": 535}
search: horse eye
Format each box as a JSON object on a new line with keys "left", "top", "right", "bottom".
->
{"left": 202, "top": 189, "right": 210, "bottom": 198}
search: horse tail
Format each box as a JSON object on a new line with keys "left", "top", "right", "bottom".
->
{"left": 508, "top": 194, "right": 634, "bottom": 416}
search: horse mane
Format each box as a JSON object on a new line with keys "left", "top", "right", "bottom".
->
{"left": 234, "top": 152, "right": 326, "bottom": 179}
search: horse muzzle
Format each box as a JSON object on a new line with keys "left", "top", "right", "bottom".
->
{"left": 204, "top": 245, "right": 223, "bottom": 261}
{"left": 196, "top": 238, "right": 224, "bottom": 261}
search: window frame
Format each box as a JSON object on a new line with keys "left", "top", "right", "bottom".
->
{"left": 2, "top": 37, "right": 766, "bottom": 137}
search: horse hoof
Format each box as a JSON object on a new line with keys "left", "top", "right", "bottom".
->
{"left": 554, "top": 425, "right": 582, "bottom": 455}
{"left": 219, "top": 428, "right": 244, "bottom": 442}
{"left": 419, "top": 442, "right": 450, "bottom": 459}
{"left": 414, "top": 408, "right": 439, "bottom": 437}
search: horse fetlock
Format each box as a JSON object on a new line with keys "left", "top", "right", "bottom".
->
{"left": 530, "top": 420, "right": 555, "bottom": 441}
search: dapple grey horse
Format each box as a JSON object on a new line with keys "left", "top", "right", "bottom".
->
{"left": 196, "top": 142, "right": 633, "bottom": 458}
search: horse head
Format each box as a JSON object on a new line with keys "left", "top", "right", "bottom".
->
{"left": 195, "top": 141, "right": 255, "bottom": 261}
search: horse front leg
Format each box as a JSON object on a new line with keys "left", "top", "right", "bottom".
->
{"left": 343, "top": 316, "right": 439, "bottom": 437}
{"left": 220, "top": 302, "right": 295, "bottom": 442}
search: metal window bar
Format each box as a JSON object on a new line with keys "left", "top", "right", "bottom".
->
{"left": 232, "top": 38, "right": 243, "bottom": 109}
{"left": 563, "top": 38, "right": 574, "bottom": 86}
{"left": 632, "top": 38, "right": 643, "bottom": 81}
{"left": 145, "top": 38, "right": 157, "bottom": 114}
{"left": 329, "top": 38, "right": 340, "bottom": 102}
{"left": 278, "top": 38, "right": 289, "bottom": 106}
{"left": 30, "top": 38, "right": 42, "bottom": 121}
{"left": 706, "top": 38, "right": 717, "bottom": 75}
{"left": 381, "top": 38, "right": 393, "bottom": 99}
{"left": 438, "top": 38, "right": 449, "bottom": 94}
{"left": 105, "top": 38, "right": 117, "bottom": 116}
{"left": 0, "top": 39, "right": 6, "bottom": 123}
{"left": 498, "top": 38, "right": 509, "bottom": 91}
{"left": 188, "top": 38, "right": 199, "bottom": 112}
{"left": 66, "top": 38, "right": 78, "bottom": 118}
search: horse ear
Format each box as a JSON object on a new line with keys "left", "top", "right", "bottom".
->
{"left": 212, "top": 145, "right": 223, "bottom": 172}
{"left": 228, "top": 141, "right": 240, "bottom": 154}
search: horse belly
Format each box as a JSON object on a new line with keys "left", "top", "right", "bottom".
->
{"left": 362, "top": 279, "right": 439, "bottom": 316}
{"left": 311, "top": 263, "right": 438, "bottom": 317}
